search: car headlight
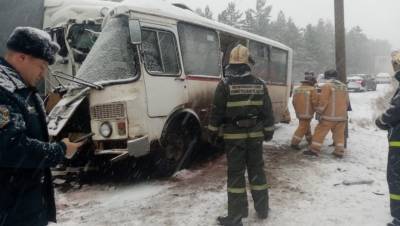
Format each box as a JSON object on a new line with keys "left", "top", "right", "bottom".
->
{"left": 99, "top": 122, "right": 113, "bottom": 138}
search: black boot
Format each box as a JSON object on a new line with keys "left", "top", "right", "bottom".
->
{"left": 303, "top": 150, "right": 318, "bottom": 156}
{"left": 388, "top": 218, "right": 400, "bottom": 226}
{"left": 217, "top": 216, "right": 243, "bottom": 226}
{"left": 257, "top": 209, "right": 269, "bottom": 219}
{"left": 290, "top": 144, "right": 301, "bottom": 150}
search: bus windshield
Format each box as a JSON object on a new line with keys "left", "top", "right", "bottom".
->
{"left": 76, "top": 16, "right": 139, "bottom": 84}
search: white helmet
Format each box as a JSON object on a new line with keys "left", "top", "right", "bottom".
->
{"left": 229, "top": 44, "right": 250, "bottom": 65}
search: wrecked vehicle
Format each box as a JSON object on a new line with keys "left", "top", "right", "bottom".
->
{"left": 47, "top": 0, "right": 293, "bottom": 176}
{"left": 0, "top": 0, "right": 117, "bottom": 97}
{"left": 44, "top": 0, "right": 117, "bottom": 96}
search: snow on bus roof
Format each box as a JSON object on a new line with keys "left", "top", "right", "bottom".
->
{"left": 44, "top": 0, "right": 117, "bottom": 27}
{"left": 118, "top": 0, "right": 292, "bottom": 52}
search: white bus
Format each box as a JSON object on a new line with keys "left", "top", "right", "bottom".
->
{"left": 47, "top": 0, "right": 293, "bottom": 175}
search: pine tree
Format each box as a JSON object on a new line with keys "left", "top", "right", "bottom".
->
{"left": 286, "top": 18, "right": 307, "bottom": 79}
{"left": 241, "top": 9, "right": 256, "bottom": 32}
{"left": 196, "top": 6, "right": 213, "bottom": 20}
{"left": 270, "top": 11, "right": 287, "bottom": 41}
{"left": 346, "top": 26, "right": 371, "bottom": 74}
{"left": 195, "top": 8, "right": 204, "bottom": 17}
{"left": 218, "top": 2, "right": 243, "bottom": 28}
{"left": 204, "top": 5, "right": 213, "bottom": 20}
{"left": 253, "top": 0, "right": 272, "bottom": 36}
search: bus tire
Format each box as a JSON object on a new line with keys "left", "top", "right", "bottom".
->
{"left": 154, "top": 114, "right": 200, "bottom": 177}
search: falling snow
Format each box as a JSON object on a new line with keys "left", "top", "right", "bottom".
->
{"left": 49, "top": 84, "right": 393, "bottom": 226}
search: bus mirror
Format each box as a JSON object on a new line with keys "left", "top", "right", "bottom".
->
{"left": 129, "top": 19, "right": 142, "bottom": 44}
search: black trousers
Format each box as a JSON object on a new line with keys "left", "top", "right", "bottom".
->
{"left": 225, "top": 139, "right": 269, "bottom": 221}
{"left": 388, "top": 148, "right": 400, "bottom": 219}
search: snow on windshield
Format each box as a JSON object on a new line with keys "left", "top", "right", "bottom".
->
{"left": 76, "top": 16, "right": 138, "bottom": 83}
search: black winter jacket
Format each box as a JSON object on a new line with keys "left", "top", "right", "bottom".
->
{"left": 376, "top": 71, "right": 400, "bottom": 147}
{"left": 0, "top": 58, "right": 66, "bottom": 225}
{"left": 208, "top": 64, "right": 274, "bottom": 141}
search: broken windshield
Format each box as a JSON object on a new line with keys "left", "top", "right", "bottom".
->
{"left": 76, "top": 16, "right": 139, "bottom": 84}
{"left": 68, "top": 23, "right": 101, "bottom": 64}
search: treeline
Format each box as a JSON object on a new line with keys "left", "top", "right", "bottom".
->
{"left": 195, "top": 0, "right": 392, "bottom": 81}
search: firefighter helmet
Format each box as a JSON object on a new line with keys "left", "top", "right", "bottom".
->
{"left": 392, "top": 50, "right": 400, "bottom": 71}
{"left": 229, "top": 44, "right": 250, "bottom": 65}
{"left": 324, "top": 69, "right": 338, "bottom": 79}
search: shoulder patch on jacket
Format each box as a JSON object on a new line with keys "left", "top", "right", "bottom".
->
{"left": 0, "top": 65, "right": 27, "bottom": 92}
{"left": 0, "top": 105, "right": 10, "bottom": 128}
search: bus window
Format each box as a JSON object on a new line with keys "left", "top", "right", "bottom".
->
{"left": 67, "top": 23, "right": 101, "bottom": 63}
{"left": 178, "top": 22, "right": 220, "bottom": 76}
{"left": 219, "top": 32, "right": 247, "bottom": 68}
{"left": 270, "top": 47, "right": 288, "bottom": 84}
{"left": 159, "top": 32, "right": 180, "bottom": 74}
{"left": 142, "top": 29, "right": 180, "bottom": 75}
{"left": 249, "top": 41, "right": 270, "bottom": 82}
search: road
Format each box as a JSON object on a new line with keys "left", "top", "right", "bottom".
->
{"left": 52, "top": 84, "right": 393, "bottom": 226}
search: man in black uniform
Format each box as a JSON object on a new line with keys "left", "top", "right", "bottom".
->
{"left": 376, "top": 50, "right": 400, "bottom": 226}
{"left": 208, "top": 44, "right": 274, "bottom": 226}
{"left": 0, "top": 27, "right": 82, "bottom": 226}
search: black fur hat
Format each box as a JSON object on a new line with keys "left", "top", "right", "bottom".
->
{"left": 6, "top": 27, "right": 60, "bottom": 65}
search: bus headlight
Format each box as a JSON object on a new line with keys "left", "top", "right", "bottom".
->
{"left": 99, "top": 122, "right": 112, "bottom": 138}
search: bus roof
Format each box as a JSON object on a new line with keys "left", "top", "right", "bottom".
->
{"left": 44, "top": 0, "right": 117, "bottom": 27}
{"left": 118, "top": 0, "right": 292, "bottom": 53}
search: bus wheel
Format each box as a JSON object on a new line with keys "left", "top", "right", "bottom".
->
{"left": 154, "top": 116, "right": 200, "bottom": 177}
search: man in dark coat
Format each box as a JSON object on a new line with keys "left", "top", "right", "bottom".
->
{"left": 0, "top": 27, "right": 82, "bottom": 226}
{"left": 208, "top": 44, "right": 274, "bottom": 226}
{"left": 376, "top": 50, "right": 400, "bottom": 226}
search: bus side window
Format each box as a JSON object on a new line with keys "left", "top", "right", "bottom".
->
{"left": 158, "top": 31, "right": 180, "bottom": 74}
{"left": 249, "top": 41, "right": 269, "bottom": 82}
{"left": 270, "top": 47, "right": 288, "bottom": 84}
{"left": 178, "top": 22, "right": 220, "bottom": 76}
{"left": 142, "top": 29, "right": 180, "bottom": 75}
{"left": 142, "top": 30, "right": 163, "bottom": 72}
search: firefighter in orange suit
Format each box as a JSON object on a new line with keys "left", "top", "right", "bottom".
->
{"left": 290, "top": 72, "right": 318, "bottom": 150}
{"left": 304, "top": 69, "right": 349, "bottom": 158}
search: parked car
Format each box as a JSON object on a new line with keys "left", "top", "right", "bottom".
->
{"left": 347, "top": 74, "right": 377, "bottom": 92}
{"left": 375, "top": 73, "right": 392, "bottom": 84}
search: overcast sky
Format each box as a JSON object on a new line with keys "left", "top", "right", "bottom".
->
{"left": 168, "top": 0, "right": 400, "bottom": 50}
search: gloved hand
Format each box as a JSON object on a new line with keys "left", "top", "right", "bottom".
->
{"left": 264, "top": 131, "right": 274, "bottom": 142}
{"left": 375, "top": 117, "right": 390, "bottom": 130}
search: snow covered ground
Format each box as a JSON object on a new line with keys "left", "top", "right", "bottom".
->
{"left": 52, "top": 84, "right": 393, "bottom": 226}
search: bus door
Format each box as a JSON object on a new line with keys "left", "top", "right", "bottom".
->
{"left": 141, "top": 24, "right": 187, "bottom": 117}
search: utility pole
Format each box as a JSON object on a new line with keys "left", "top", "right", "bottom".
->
{"left": 334, "top": 0, "right": 347, "bottom": 83}
{"left": 334, "top": 0, "right": 349, "bottom": 147}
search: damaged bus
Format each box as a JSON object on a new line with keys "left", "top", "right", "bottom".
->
{"left": 47, "top": 1, "right": 293, "bottom": 175}
{"left": 0, "top": 0, "right": 117, "bottom": 96}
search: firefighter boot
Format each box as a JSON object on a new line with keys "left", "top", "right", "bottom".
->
{"left": 388, "top": 218, "right": 400, "bottom": 226}
{"left": 332, "top": 151, "right": 344, "bottom": 158}
{"left": 303, "top": 149, "right": 318, "bottom": 157}
{"left": 290, "top": 144, "right": 301, "bottom": 150}
{"left": 217, "top": 216, "right": 243, "bottom": 226}
{"left": 332, "top": 146, "right": 345, "bottom": 158}
{"left": 257, "top": 209, "right": 269, "bottom": 219}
